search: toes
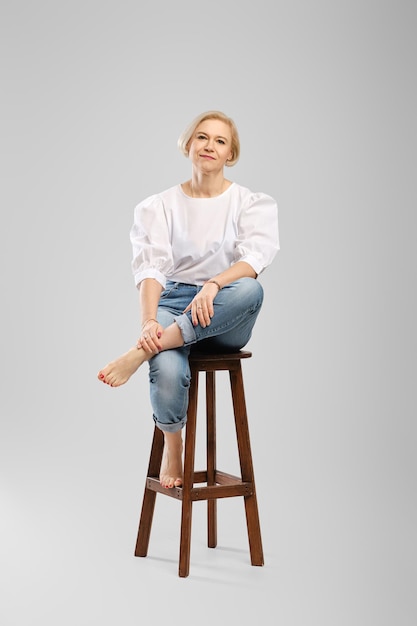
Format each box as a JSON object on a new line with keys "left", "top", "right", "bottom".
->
{"left": 98, "top": 371, "right": 108, "bottom": 384}
{"left": 160, "top": 476, "right": 182, "bottom": 489}
{"left": 160, "top": 475, "right": 175, "bottom": 489}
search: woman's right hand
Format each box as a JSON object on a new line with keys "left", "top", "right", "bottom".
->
{"left": 137, "top": 319, "right": 163, "bottom": 353}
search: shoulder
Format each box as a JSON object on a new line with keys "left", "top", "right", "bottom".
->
{"left": 231, "top": 183, "right": 277, "bottom": 209}
{"left": 134, "top": 185, "right": 180, "bottom": 212}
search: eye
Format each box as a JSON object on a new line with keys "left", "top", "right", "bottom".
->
{"left": 217, "top": 139, "right": 225, "bottom": 144}
{"left": 196, "top": 134, "right": 207, "bottom": 140}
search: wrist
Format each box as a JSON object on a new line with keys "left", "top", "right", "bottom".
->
{"left": 205, "top": 279, "right": 222, "bottom": 291}
{"left": 142, "top": 317, "right": 158, "bottom": 329}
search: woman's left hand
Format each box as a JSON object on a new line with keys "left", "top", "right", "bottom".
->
{"left": 183, "top": 282, "right": 219, "bottom": 327}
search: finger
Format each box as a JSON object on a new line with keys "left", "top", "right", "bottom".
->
{"left": 153, "top": 337, "right": 163, "bottom": 350}
{"left": 196, "top": 304, "right": 210, "bottom": 328}
{"left": 140, "top": 336, "right": 153, "bottom": 352}
{"left": 191, "top": 305, "right": 199, "bottom": 326}
{"left": 195, "top": 302, "right": 205, "bottom": 322}
{"left": 202, "top": 310, "right": 211, "bottom": 326}
{"left": 145, "top": 334, "right": 162, "bottom": 352}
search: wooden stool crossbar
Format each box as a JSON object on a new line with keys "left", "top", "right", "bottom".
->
{"left": 134, "top": 350, "right": 264, "bottom": 577}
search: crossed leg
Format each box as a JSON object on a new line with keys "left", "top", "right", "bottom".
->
{"left": 97, "top": 322, "right": 184, "bottom": 387}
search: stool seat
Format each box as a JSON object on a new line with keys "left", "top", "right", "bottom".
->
{"left": 134, "top": 350, "right": 264, "bottom": 577}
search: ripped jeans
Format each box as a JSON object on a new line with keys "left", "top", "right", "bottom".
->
{"left": 147, "top": 277, "right": 263, "bottom": 433}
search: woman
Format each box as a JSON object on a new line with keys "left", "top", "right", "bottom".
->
{"left": 98, "top": 110, "right": 279, "bottom": 489}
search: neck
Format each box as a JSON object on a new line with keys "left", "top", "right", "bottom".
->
{"left": 189, "top": 174, "right": 229, "bottom": 198}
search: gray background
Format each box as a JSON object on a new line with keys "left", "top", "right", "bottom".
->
{"left": 1, "top": 1, "right": 416, "bottom": 625}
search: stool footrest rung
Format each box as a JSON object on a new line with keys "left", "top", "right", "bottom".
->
{"left": 191, "top": 482, "right": 253, "bottom": 500}
{"left": 145, "top": 474, "right": 253, "bottom": 501}
{"left": 146, "top": 477, "right": 182, "bottom": 499}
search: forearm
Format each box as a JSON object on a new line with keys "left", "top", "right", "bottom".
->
{"left": 209, "top": 261, "right": 257, "bottom": 290}
{"left": 139, "top": 278, "right": 163, "bottom": 326}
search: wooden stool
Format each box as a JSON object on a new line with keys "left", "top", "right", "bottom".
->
{"left": 134, "top": 350, "right": 264, "bottom": 577}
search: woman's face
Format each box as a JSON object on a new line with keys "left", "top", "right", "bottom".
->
{"left": 187, "top": 119, "right": 233, "bottom": 171}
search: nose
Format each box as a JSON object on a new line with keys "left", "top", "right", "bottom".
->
{"left": 204, "top": 138, "right": 214, "bottom": 151}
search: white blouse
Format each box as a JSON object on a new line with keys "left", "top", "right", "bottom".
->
{"left": 130, "top": 182, "right": 279, "bottom": 289}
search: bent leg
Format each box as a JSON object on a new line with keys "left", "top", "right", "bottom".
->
{"left": 152, "top": 279, "right": 264, "bottom": 487}
{"left": 98, "top": 279, "right": 263, "bottom": 489}
{"left": 148, "top": 344, "right": 191, "bottom": 487}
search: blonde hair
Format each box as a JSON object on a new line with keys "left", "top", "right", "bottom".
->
{"left": 177, "top": 110, "right": 240, "bottom": 167}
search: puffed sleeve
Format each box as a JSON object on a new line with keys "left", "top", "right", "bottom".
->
{"left": 234, "top": 192, "right": 280, "bottom": 275}
{"left": 130, "top": 194, "right": 174, "bottom": 289}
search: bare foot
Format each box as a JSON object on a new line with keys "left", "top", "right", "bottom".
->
{"left": 97, "top": 347, "right": 148, "bottom": 387}
{"left": 160, "top": 431, "right": 183, "bottom": 488}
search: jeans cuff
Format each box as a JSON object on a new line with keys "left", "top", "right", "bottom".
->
{"left": 175, "top": 313, "right": 196, "bottom": 345}
{"left": 153, "top": 415, "right": 186, "bottom": 433}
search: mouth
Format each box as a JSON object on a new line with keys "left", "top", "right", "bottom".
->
{"left": 199, "top": 154, "right": 215, "bottom": 160}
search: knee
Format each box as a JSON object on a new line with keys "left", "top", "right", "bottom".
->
{"left": 149, "top": 350, "right": 191, "bottom": 396}
{"left": 149, "top": 359, "right": 190, "bottom": 390}
{"left": 237, "top": 277, "right": 264, "bottom": 309}
{"left": 149, "top": 354, "right": 191, "bottom": 431}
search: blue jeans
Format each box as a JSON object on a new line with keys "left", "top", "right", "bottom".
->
{"left": 148, "top": 277, "right": 263, "bottom": 433}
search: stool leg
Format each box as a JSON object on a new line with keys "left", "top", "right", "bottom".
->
{"left": 178, "top": 368, "right": 199, "bottom": 577}
{"left": 206, "top": 371, "right": 217, "bottom": 548}
{"left": 134, "top": 426, "right": 164, "bottom": 557}
{"left": 230, "top": 365, "right": 264, "bottom": 566}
